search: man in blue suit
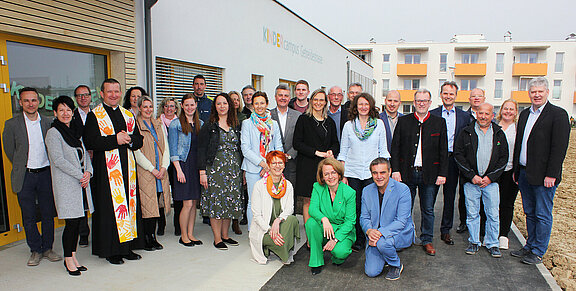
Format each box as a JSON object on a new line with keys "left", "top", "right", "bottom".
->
{"left": 430, "top": 81, "right": 470, "bottom": 245}
{"left": 379, "top": 90, "right": 403, "bottom": 153}
{"left": 360, "top": 158, "right": 414, "bottom": 280}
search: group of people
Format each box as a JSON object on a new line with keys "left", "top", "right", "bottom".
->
{"left": 3, "top": 74, "right": 569, "bottom": 280}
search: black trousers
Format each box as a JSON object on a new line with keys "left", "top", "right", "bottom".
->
{"left": 63, "top": 217, "right": 83, "bottom": 257}
{"left": 499, "top": 170, "right": 519, "bottom": 237}
{"left": 78, "top": 212, "right": 90, "bottom": 238}
{"left": 441, "top": 155, "right": 459, "bottom": 234}
{"left": 347, "top": 177, "right": 373, "bottom": 247}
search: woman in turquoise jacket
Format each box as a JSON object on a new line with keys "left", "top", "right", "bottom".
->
{"left": 305, "top": 157, "right": 356, "bottom": 275}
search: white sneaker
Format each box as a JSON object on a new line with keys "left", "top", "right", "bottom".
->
{"left": 499, "top": 236, "right": 509, "bottom": 250}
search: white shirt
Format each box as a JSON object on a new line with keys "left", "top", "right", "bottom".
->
{"left": 24, "top": 113, "right": 50, "bottom": 169}
{"left": 78, "top": 108, "right": 90, "bottom": 124}
{"left": 519, "top": 102, "right": 547, "bottom": 166}
{"left": 502, "top": 123, "right": 516, "bottom": 171}
{"left": 276, "top": 108, "right": 288, "bottom": 136}
{"left": 414, "top": 113, "right": 427, "bottom": 167}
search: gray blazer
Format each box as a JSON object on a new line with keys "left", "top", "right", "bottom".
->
{"left": 45, "top": 128, "right": 94, "bottom": 219}
{"left": 2, "top": 113, "right": 53, "bottom": 193}
{"left": 270, "top": 107, "right": 300, "bottom": 159}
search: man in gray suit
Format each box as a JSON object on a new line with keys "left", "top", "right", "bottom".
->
{"left": 3, "top": 87, "right": 61, "bottom": 266}
{"left": 270, "top": 84, "right": 300, "bottom": 185}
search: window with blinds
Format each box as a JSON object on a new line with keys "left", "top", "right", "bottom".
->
{"left": 155, "top": 57, "right": 223, "bottom": 107}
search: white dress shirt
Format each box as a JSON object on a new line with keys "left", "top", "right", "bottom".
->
{"left": 24, "top": 113, "right": 50, "bottom": 169}
{"left": 519, "top": 102, "right": 547, "bottom": 166}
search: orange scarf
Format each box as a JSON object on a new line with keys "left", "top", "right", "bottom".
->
{"left": 265, "top": 173, "right": 286, "bottom": 199}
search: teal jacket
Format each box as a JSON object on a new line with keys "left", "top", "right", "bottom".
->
{"left": 308, "top": 181, "right": 357, "bottom": 242}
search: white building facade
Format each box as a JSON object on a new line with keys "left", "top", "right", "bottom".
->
{"left": 149, "top": 0, "right": 373, "bottom": 107}
{"left": 348, "top": 36, "right": 576, "bottom": 116}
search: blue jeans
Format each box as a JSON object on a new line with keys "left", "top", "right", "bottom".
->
{"left": 365, "top": 236, "right": 401, "bottom": 277}
{"left": 518, "top": 168, "right": 556, "bottom": 257}
{"left": 463, "top": 182, "right": 500, "bottom": 248}
{"left": 406, "top": 170, "right": 438, "bottom": 245}
{"left": 245, "top": 171, "right": 261, "bottom": 231}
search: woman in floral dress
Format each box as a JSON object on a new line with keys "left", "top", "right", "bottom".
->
{"left": 198, "top": 93, "right": 243, "bottom": 250}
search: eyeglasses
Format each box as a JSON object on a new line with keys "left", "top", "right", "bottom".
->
{"left": 414, "top": 99, "right": 430, "bottom": 104}
{"left": 270, "top": 161, "right": 284, "bottom": 166}
{"left": 328, "top": 93, "right": 343, "bottom": 97}
{"left": 75, "top": 93, "right": 91, "bottom": 98}
{"left": 164, "top": 104, "right": 176, "bottom": 108}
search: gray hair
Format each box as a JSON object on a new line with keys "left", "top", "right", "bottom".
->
{"left": 137, "top": 95, "right": 153, "bottom": 108}
{"left": 275, "top": 84, "right": 290, "bottom": 91}
{"left": 471, "top": 87, "right": 485, "bottom": 95}
{"left": 241, "top": 85, "right": 256, "bottom": 94}
{"left": 348, "top": 82, "right": 363, "bottom": 90}
{"left": 369, "top": 157, "right": 391, "bottom": 171}
{"left": 528, "top": 77, "right": 549, "bottom": 90}
{"left": 414, "top": 88, "right": 432, "bottom": 100}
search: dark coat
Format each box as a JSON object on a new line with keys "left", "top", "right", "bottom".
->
{"left": 293, "top": 114, "right": 339, "bottom": 197}
{"left": 453, "top": 121, "right": 508, "bottom": 183}
{"left": 197, "top": 121, "right": 241, "bottom": 170}
{"left": 391, "top": 113, "right": 448, "bottom": 184}
{"left": 513, "top": 102, "right": 570, "bottom": 186}
{"left": 430, "top": 106, "right": 470, "bottom": 152}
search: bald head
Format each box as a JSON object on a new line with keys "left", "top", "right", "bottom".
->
{"left": 385, "top": 90, "right": 401, "bottom": 115}
{"left": 476, "top": 102, "right": 494, "bottom": 129}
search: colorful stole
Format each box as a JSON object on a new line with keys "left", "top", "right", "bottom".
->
{"left": 353, "top": 117, "right": 377, "bottom": 141}
{"left": 93, "top": 104, "right": 137, "bottom": 243}
{"left": 251, "top": 111, "right": 273, "bottom": 158}
{"left": 265, "top": 172, "right": 287, "bottom": 199}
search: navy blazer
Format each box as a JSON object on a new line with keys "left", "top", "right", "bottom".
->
{"left": 430, "top": 106, "right": 470, "bottom": 152}
{"left": 360, "top": 180, "right": 414, "bottom": 248}
{"left": 513, "top": 102, "right": 570, "bottom": 186}
{"left": 379, "top": 111, "right": 404, "bottom": 153}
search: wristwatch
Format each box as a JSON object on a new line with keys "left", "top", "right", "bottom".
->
{"left": 333, "top": 238, "right": 339, "bottom": 243}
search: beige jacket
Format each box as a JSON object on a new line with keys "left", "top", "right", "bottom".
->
{"left": 134, "top": 117, "right": 171, "bottom": 218}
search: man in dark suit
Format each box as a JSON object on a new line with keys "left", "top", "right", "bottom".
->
{"left": 71, "top": 85, "right": 94, "bottom": 246}
{"left": 327, "top": 85, "right": 349, "bottom": 141}
{"left": 430, "top": 81, "right": 470, "bottom": 245}
{"left": 511, "top": 77, "right": 570, "bottom": 265}
{"left": 270, "top": 84, "right": 300, "bottom": 185}
{"left": 342, "top": 82, "right": 363, "bottom": 110}
{"left": 391, "top": 89, "right": 448, "bottom": 256}
{"left": 379, "top": 90, "right": 403, "bottom": 153}
{"left": 3, "top": 87, "right": 61, "bottom": 266}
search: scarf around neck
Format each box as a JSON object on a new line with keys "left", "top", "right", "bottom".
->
{"left": 353, "top": 117, "right": 377, "bottom": 141}
{"left": 265, "top": 172, "right": 287, "bottom": 199}
{"left": 52, "top": 118, "right": 82, "bottom": 148}
{"left": 251, "top": 111, "right": 273, "bottom": 157}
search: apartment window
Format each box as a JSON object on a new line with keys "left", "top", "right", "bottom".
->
{"left": 519, "top": 53, "right": 538, "bottom": 63}
{"left": 461, "top": 53, "right": 479, "bottom": 64}
{"left": 555, "top": 52, "right": 564, "bottom": 73}
{"left": 439, "top": 79, "right": 447, "bottom": 89}
{"left": 496, "top": 53, "right": 504, "bottom": 73}
{"left": 552, "top": 80, "right": 562, "bottom": 100}
{"left": 405, "top": 54, "right": 421, "bottom": 64}
{"left": 494, "top": 80, "right": 503, "bottom": 99}
{"left": 381, "top": 79, "right": 390, "bottom": 95}
{"left": 519, "top": 78, "right": 533, "bottom": 91}
{"left": 404, "top": 79, "right": 420, "bottom": 90}
{"left": 252, "top": 74, "right": 263, "bottom": 91}
{"left": 403, "top": 104, "right": 413, "bottom": 114}
{"left": 382, "top": 54, "right": 390, "bottom": 73}
{"left": 440, "top": 53, "right": 447, "bottom": 72}
{"left": 460, "top": 79, "right": 478, "bottom": 91}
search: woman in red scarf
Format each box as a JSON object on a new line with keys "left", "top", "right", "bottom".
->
{"left": 249, "top": 151, "right": 300, "bottom": 264}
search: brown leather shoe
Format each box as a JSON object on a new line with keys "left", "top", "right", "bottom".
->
{"left": 441, "top": 233, "right": 454, "bottom": 245}
{"left": 423, "top": 243, "right": 436, "bottom": 256}
{"left": 232, "top": 219, "right": 242, "bottom": 235}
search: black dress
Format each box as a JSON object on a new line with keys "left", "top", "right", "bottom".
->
{"left": 83, "top": 104, "right": 144, "bottom": 258}
{"left": 292, "top": 114, "right": 339, "bottom": 197}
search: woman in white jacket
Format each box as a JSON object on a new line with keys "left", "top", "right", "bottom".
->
{"left": 249, "top": 151, "right": 299, "bottom": 264}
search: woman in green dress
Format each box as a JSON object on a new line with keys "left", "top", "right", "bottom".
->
{"left": 305, "top": 157, "right": 356, "bottom": 275}
{"left": 198, "top": 93, "right": 243, "bottom": 250}
{"left": 249, "top": 151, "right": 300, "bottom": 264}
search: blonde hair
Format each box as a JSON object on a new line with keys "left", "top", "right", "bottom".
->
{"left": 316, "top": 158, "right": 344, "bottom": 185}
{"left": 305, "top": 89, "right": 328, "bottom": 119}
{"left": 497, "top": 98, "right": 519, "bottom": 122}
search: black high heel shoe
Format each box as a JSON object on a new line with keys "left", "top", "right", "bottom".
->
{"left": 77, "top": 265, "right": 87, "bottom": 271}
{"left": 64, "top": 261, "right": 81, "bottom": 276}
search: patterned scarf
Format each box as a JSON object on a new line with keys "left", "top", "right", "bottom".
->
{"left": 353, "top": 117, "right": 377, "bottom": 141}
{"left": 251, "top": 111, "right": 273, "bottom": 157}
{"left": 265, "top": 172, "right": 287, "bottom": 199}
{"left": 160, "top": 113, "right": 176, "bottom": 129}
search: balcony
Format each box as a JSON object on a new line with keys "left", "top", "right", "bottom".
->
{"left": 398, "top": 90, "right": 416, "bottom": 102}
{"left": 454, "top": 63, "right": 486, "bottom": 76}
{"left": 573, "top": 92, "right": 576, "bottom": 104}
{"left": 455, "top": 90, "right": 470, "bottom": 102}
{"left": 397, "top": 64, "right": 427, "bottom": 76}
{"left": 512, "top": 91, "right": 531, "bottom": 103}
{"left": 512, "top": 63, "right": 548, "bottom": 76}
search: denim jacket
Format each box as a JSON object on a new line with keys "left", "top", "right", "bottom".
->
{"left": 168, "top": 118, "right": 203, "bottom": 162}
